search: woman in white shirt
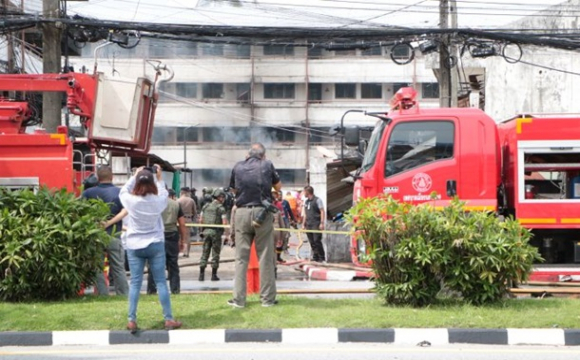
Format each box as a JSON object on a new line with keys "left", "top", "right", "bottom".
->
{"left": 117, "top": 165, "right": 182, "bottom": 333}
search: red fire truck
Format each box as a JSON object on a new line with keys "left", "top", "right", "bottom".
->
{"left": 0, "top": 64, "right": 171, "bottom": 193}
{"left": 346, "top": 87, "right": 580, "bottom": 280}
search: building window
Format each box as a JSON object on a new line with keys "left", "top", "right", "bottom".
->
{"left": 309, "top": 127, "right": 332, "bottom": 144}
{"left": 361, "top": 83, "right": 382, "bottom": 99}
{"left": 174, "top": 42, "right": 197, "bottom": 57}
{"left": 201, "top": 44, "right": 224, "bottom": 56}
{"left": 263, "top": 45, "right": 294, "bottom": 56}
{"left": 234, "top": 44, "right": 251, "bottom": 58}
{"left": 175, "top": 83, "right": 197, "bottom": 98}
{"left": 391, "top": 44, "right": 411, "bottom": 59}
{"left": 236, "top": 83, "right": 251, "bottom": 103}
{"left": 201, "top": 127, "right": 224, "bottom": 142}
{"left": 252, "top": 127, "right": 295, "bottom": 143}
{"left": 308, "top": 83, "right": 322, "bottom": 102}
{"left": 158, "top": 82, "right": 177, "bottom": 102}
{"left": 200, "top": 169, "right": 230, "bottom": 187}
{"left": 385, "top": 121, "right": 454, "bottom": 177}
{"left": 335, "top": 84, "right": 356, "bottom": 99}
{"left": 148, "top": 39, "right": 171, "bottom": 58}
{"left": 176, "top": 127, "right": 199, "bottom": 143}
{"left": 307, "top": 47, "right": 323, "bottom": 58}
{"left": 277, "top": 169, "right": 306, "bottom": 186}
{"left": 223, "top": 127, "right": 251, "bottom": 144}
{"left": 334, "top": 49, "right": 356, "bottom": 56}
{"left": 267, "top": 127, "right": 295, "bottom": 142}
{"left": 422, "top": 83, "right": 440, "bottom": 99}
{"left": 362, "top": 47, "right": 382, "bottom": 56}
{"left": 392, "top": 83, "right": 409, "bottom": 94}
{"left": 264, "top": 83, "right": 295, "bottom": 99}
{"left": 152, "top": 127, "right": 178, "bottom": 145}
{"left": 202, "top": 83, "right": 224, "bottom": 99}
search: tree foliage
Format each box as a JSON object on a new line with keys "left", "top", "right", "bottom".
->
{"left": 0, "top": 188, "right": 111, "bottom": 302}
{"left": 347, "top": 195, "right": 542, "bottom": 306}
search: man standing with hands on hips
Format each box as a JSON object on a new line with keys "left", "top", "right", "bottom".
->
{"left": 301, "top": 185, "right": 326, "bottom": 262}
{"left": 227, "top": 142, "right": 282, "bottom": 308}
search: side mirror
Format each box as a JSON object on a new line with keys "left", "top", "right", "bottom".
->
{"left": 358, "top": 140, "right": 368, "bottom": 155}
{"left": 344, "top": 126, "right": 360, "bottom": 147}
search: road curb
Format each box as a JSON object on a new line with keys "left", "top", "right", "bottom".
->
{"left": 302, "top": 264, "right": 372, "bottom": 281}
{"left": 2, "top": 328, "right": 580, "bottom": 346}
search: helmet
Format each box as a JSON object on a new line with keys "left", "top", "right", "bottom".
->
{"left": 212, "top": 189, "right": 226, "bottom": 198}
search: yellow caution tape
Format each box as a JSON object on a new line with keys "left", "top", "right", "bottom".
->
{"left": 186, "top": 223, "right": 351, "bottom": 235}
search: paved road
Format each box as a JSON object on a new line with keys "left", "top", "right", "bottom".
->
{"left": 96, "top": 234, "right": 372, "bottom": 297}
{"left": 2, "top": 344, "right": 580, "bottom": 360}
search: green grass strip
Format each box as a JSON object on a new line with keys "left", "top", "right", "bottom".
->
{"left": 1, "top": 295, "right": 579, "bottom": 331}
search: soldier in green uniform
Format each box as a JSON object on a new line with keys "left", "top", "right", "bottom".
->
{"left": 199, "top": 188, "right": 228, "bottom": 281}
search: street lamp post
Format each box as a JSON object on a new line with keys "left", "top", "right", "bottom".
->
{"left": 182, "top": 125, "right": 197, "bottom": 187}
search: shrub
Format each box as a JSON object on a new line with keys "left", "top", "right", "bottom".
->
{"left": 0, "top": 188, "right": 111, "bottom": 302}
{"left": 347, "top": 195, "right": 542, "bottom": 306}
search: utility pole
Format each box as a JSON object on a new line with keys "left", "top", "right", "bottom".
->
{"left": 450, "top": 0, "right": 458, "bottom": 107}
{"left": 21, "top": 0, "right": 26, "bottom": 73}
{"left": 42, "top": 0, "right": 62, "bottom": 133}
{"left": 439, "top": 0, "right": 451, "bottom": 107}
{"left": 2, "top": 0, "right": 15, "bottom": 73}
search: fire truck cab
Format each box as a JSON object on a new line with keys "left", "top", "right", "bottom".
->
{"left": 353, "top": 87, "right": 500, "bottom": 211}
{"left": 347, "top": 87, "right": 580, "bottom": 268}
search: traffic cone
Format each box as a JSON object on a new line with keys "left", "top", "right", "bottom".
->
{"left": 247, "top": 241, "right": 260, "bottom": 294}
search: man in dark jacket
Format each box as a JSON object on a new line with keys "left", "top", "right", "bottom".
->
{"left": 301, "top": 185, "right": 326, "bottom": 262}
{"left": 82, "top": 165, "right": 128, "bottom": 296}
{"left": 227, "top": 143, "right": 282, "bottom": 308}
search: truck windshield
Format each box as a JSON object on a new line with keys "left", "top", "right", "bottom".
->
{"left": 361, "top": 120, "right": 386, "bottom": 172}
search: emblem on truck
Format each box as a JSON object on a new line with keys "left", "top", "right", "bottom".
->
{"left": 412, "top": 173, "right": 432, "bottom": 193}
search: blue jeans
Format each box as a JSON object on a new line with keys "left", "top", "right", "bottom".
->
{"left": 126, "top": 241, "right": 174, "bottom": 322}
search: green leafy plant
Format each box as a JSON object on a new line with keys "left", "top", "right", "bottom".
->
{"left": 347, "top": 194, "right": 542, "bottom": 306}
{"left": 0, "top": 187, "right": 111, "bottom": 302}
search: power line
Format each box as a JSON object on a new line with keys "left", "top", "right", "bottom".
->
{"left": 504, "top": 56, "right": 580, "bottom": 77}
{"left": 157, "top": 90, "right": 341, "bottom": 141}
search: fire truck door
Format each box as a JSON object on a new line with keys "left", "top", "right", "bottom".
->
{"left": 380, "top": 120, "right": 459, "bottom": 205}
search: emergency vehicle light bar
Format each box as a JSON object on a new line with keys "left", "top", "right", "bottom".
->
{"left": 389, "top": 87, "right": 419, "bottom": 112}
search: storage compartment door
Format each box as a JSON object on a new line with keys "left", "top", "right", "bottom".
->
{"left": 90, "top": 74, "right": 156, "bottom": 154}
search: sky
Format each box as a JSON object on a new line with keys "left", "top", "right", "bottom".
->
{"left": 18, "top": 0, "right": 573, "bottom": 30}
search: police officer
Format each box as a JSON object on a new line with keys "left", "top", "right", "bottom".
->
{"left": 301, "top": 185, "right": 326, "bottom": 262}
{"left": 177, "top": 187, "right": 196, "bottom": 257}
{"left": 227, "top": 142, "right": 281, "bottom": 308}
{"left": 199, "top": 188, "right": 228, "bottom": 281}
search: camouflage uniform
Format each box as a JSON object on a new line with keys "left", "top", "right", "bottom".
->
{"left": 199, "top": 200, "right": 226, "bottom": 270}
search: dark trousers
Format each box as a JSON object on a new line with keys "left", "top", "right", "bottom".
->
{"left": 306, "top": 225, "right": 326, "bottom": 262}
{"left": 147, "top": 231, "right": 180, "bottom": 294}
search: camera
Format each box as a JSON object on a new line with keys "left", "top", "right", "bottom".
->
{"left": 144, "top": 165, "right": 158, "bottom": 174}
{"left": 252, "top": 200, "right": 279, "bottom": 228}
